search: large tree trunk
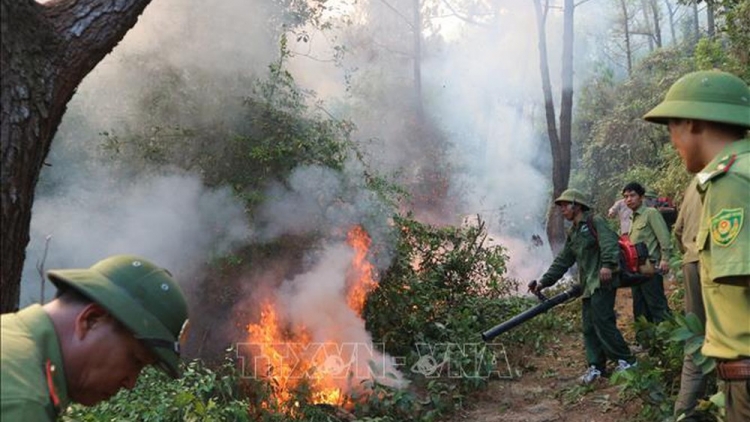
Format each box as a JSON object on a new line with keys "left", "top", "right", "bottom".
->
{"left": 1, "top": 0, "right": 154, "bottom": 312}
{"left": 706, "top": 0, "right": 715, "bottom": 38}
{"left": 555, "top": 0, "right": 574, "bottom": 250}
{"left": 554, "top": 0, "right": 575, "bottom": 199}
{"left": 533, "top": 0, "right": 569, "bottom": 253}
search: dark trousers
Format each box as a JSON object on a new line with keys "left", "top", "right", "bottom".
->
{"left": 632, "top": 273, "right": 670, "bottom": 344}
{"left": 674, "top": 261, "right": 710, "bottom": 420}
{"left": 582, "top": 286, "right": 634, "bottom": 370}
{"left": 725, "top": 379, "right": 750, "bottom": 422}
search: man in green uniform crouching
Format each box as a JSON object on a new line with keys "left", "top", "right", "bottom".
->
{"left": 530, "top": 189, "right": 636, "bottom": 384}
{"left": 1, "top": 255, "right": 190, "bottom": 420}
{"left": 644, "top": 69, "right": 750, "bottom": 422}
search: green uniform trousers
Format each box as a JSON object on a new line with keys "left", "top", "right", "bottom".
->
{"left": 674, "top": 261, "right": 710, "bottom": 421}
{"left": 632, "top": 273, "right": 670, "bottom": 344}
{"left": 582, "top": 286, "right": 634, "bottom": 370}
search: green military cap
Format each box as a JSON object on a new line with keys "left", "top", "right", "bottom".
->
{"left": 643, "top": 70, "right": 750, "bottom": 128}
{"left": 47, "top": 255, "right": 189, "bottom": 378}
{"left": 645, "top": 189, "right": 658, "bottom": 199}
{"left": 554, "top": 188, "right": 592, "bottom": 209}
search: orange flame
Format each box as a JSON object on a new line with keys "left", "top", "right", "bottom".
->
{"left": 245, "top": 225, "right": 378, "bottom": 409}
{"left": 346, "top": 225, "right": 378, "bottom": 314}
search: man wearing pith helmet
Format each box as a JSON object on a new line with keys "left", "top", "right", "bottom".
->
{"left": 530, "top": 188, "right": 636, "bottom": 384}
{"left": 644, "top": 70, "right": 750, "bottom": 422}
{"left": 1, "top": 255, "right": 190, "bottom": 420}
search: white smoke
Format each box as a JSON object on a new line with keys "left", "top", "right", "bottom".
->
{"left": 277, "top": 243, "right": 406, "bottom": 389}
{"left": 20, "top": 0, "right": 281, "bottom": 306}
{"left": 279, "top": 1, "right": 613, "bottom": 281}
{"left": 21, "top": 171, "right": 251, "bottom": 305}
{"left": 255, "top": 165, "right": 395, "bottom": 269}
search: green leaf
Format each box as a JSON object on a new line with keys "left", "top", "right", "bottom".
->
{"left": 670, "top": 327, "right": 694, "bottom": 342}
{"left": 684, "top": 337, "right": 704, "bottom": 354}
{"left": 684, "top": 312, "right": 704, "bottom": 335}
{"left": 709, "top": 391, "right": 725, "bottom": 408}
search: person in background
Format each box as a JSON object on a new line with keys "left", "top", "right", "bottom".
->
{"left": 608, "top": 197, "right": 632, "bottom": 235}
{"left": 531, "top": 188, "right": 636, "bottom": 385}
{"left": 1, "top": 255, "right": 190, "bottom": 421}
{"left": 672, "top": 177, "right": 710, "bottom": 421}
{"left": 623, "top": 181, "right": 671, "bottom": 344}
{"left": 643, "top": 69, "right": 750, "bottom": 422}
{"left": 646, "top": 188, "right": 679, "bottom": 231}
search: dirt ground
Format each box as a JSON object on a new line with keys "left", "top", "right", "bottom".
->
{"left": 448, "top": 282, "right": 678, "bottom": 422}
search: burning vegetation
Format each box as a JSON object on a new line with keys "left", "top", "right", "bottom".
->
{"left": 245, "top": 225, "right": 393, "bottom": 410}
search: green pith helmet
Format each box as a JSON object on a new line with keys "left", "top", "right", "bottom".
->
{"left": 554, "top": 188, "right": 591, "bottom": 209}
{"left": 645, "top": 189, "right": 658, "bottom": 199}
{"left": 47, "top": 255, "right": 189, "bottom": 378}
{"left": 643, "top": 70, "right": 750, "bottom": 128}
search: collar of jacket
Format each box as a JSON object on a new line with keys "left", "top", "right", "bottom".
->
{"left": 16, "top": 304, "right": 70, "bottom": 414}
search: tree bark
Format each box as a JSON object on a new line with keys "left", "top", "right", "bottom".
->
{"left": 692, "top": 1, "right": 700, "bottom": 43}
{"left": 1, "top": 0, "right": 154, "bottom": 312}
{"left": 649, "top": 0, "right": 662, "bottom": 47}
{"left": 706, "top": 0, "right": 715, "bottom": 38}
{"left": 664, "top": 0, "right": 677, "bottom": 43}
{"left": 555, "top": 0, "right": 574, "bottom": 250}
{"left": 533, "top": 0, "right": 570, "bottom": 253}
{"left": 640, "top": 0, "right": 655, "bottom": 51}
{"left": 619, "top": 0, "right": 633, "bottom": 75}
{"left": 412, "top": 0, "right": 423, "bottom": 121}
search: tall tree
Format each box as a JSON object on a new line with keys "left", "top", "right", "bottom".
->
{"left": 532, "top": 0, "right": 575, "bottom": 252}
{"left": 640, "top": 0, "right": 656, "bottom": 50}
{"left": 648, "top": 0, "right": 663, "bottom": 47}
{"left": 1, "top": 0, "right": 155, "bottom": 312}
{"left": 412, "top": 0, "right": 424, "bottom": 121}
{"left": 664, "top": 0, "right": 678, "bottom": 43}
{"left": 706, "top": 0, "right": 716, "bottom": 37}
{"left": 692, "top": 1, "right": 701, "bottom": 42}
{"left": 618, "top": 0, "right": 634, "bottom": 75}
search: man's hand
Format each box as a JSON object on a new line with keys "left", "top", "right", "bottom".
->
{"left": 599, "top": 267, "right": 613, "bottom": 284}
{"left": 659, "top": 259, "right": 670, "bottom": 274}
{"left": 528, "top": 280, "right": 543, "bottom": 295}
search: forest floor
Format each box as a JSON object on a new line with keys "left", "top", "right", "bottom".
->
{"left": 447, "top": 284, "right": 678, "bottom": 422}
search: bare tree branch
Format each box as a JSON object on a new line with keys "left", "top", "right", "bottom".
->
{"left": 440, "top": 0, "right": 494, "bottom": 29}
{"left": 377, "top": 0, "right": 414, "bottom": 29}
{"left": 35, "top": 235, "right": 52, "bottom": 304}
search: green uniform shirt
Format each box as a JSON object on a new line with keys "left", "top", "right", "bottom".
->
{"left": 674, "top": 177, "right": 701, "bottom": 264}
{"left": 540, "top": 212, "right": 619, "bottom": 298}
{"left": 629, "top": 203, "right": 672, "bottom": 263}
{"left": 696, "top": 138, "right": 750, "bottom": 360}
{"left": 1, "top": 304, "right": 70, "bottom": 420}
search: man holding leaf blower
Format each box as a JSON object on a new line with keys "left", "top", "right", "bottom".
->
{"left": 530, "top": 188, "right": 636, "bottom": 384}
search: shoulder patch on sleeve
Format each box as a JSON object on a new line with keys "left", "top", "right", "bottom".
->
{"left": 710, "top": 208, "right": 744, "bottom": 247}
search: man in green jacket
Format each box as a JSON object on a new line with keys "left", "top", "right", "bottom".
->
{"left": 1, "top": 255, "right": 190, "bottom": 420}
{"left": 622, "top": 181, "right": 671, "bottom": 343}
{"left": 643, "top": 69, "right": 750, "bottom": 422}
{"left": 531, "top": 188, "right": 636, "bottom": 384}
